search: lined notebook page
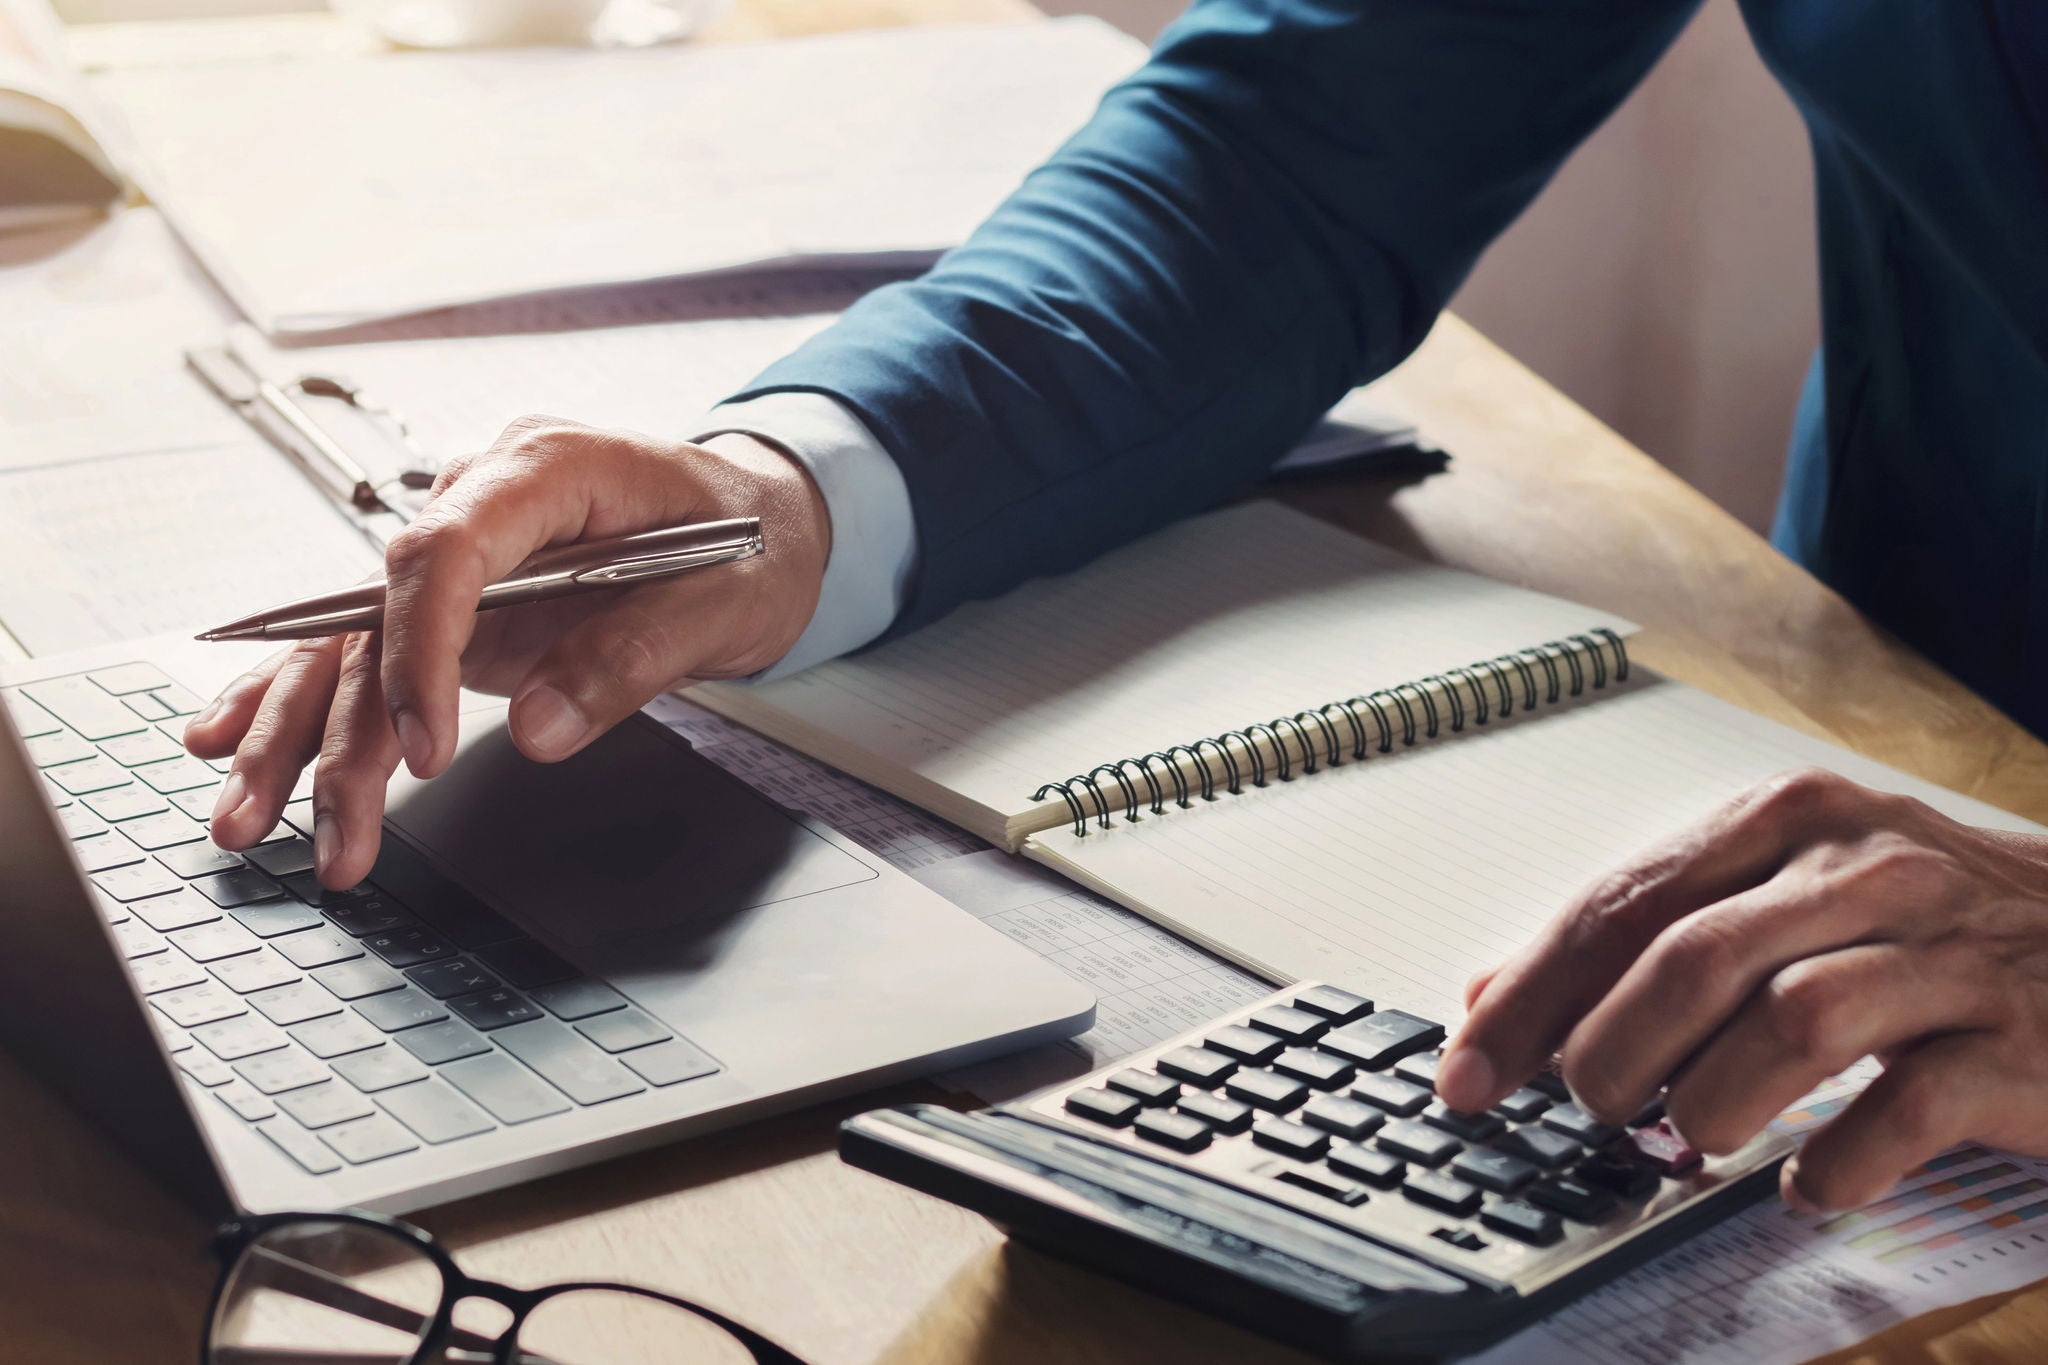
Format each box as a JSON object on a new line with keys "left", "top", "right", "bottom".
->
{"left": 1024, "top": 677, "right": 2043, "bottom": 1020}
{"left": 695, "top": 502, "right": 1632, "bottom": 842}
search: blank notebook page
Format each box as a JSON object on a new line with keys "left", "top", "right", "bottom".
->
{"left": 1025, "top": 677, "right": 2043, "bottom": 1020}
{"left": 705, "top": 502, "right": 1631, "bottom": 833}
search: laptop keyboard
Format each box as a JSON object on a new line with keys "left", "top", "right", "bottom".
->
{"left": 5, "top": 664, "right": 722, "bottom": 1178}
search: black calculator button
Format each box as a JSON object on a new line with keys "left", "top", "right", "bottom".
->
{"left": 1326, "top": 1143, "right": 1405, "bottom": 1189}
{"left": 1481, "top": 1200, "right": 1564, "bottom": 1247}
{"left": 1105, "top": 1068, "right": 1181, "bottom": 1107}
{"left": 1575, "top": 1151, "right": 1661, "bottom": 1200}
{"left": 1318, "top": 1010, "right": 1445, "bottom": 1070}
{"left": 1492, "top": 1087, "right": 1553, "bottom": 1123}
{"left": 1249, "top": 1005, "right": 1329, "bottom": 1043}
{"left": 1206, "top": 1024, "right": 1286, "bottom": 1065}
{"left": 1177, "top": 1090, "right": 1254, "bottom": 1135}
{"left": 1449, "top": 1146, "right": 1539, "bottom": 1194}
{"left": 1401, "top": 1169, "right": 1482, "bottom": 1216}
{"left": 1541, "top": 1103, "right": 1622, "bottom": 1147}
{"left": 1133, "top": 1109, "right": 1213, "bottom": 1153}
{"left": 1528, "top": 1067, "right": 1572, "bottom": 1101}
{"left": 1273, "top": 1047, "right": 1354, "bottom": 1090}
{"left": 1527, "top": 1175, "right": 1619, "bottom": 1224}
{"left": 1252, "top": 1118, "right": 1330, "bottom": 1160}
{"left": 1430, "top": 1227, "right": 1487, "bottom": 1252}
{"left": 1292, "top": 985, "right": 1373, "bottom": 1023}
{"left": 1277, "top": 1167, "right": 1369, "bottom": 1207}
{"left": 1494, "top": 1125, "right": 1583, "bottom": 1170}
{"left": 1377, "top": 1118, "right": 1461, "bottom": 1168}
{"left": 1349, "top": 1073, "right": 1432, "bottom": 1117}
{"left": 1156, "top": 1045, "right": 1237, "bottom": 1088}
{"left": 1224, "top": 1068, "right": 1309, "bottom": 1113}
{"left": 1392, "top": 1051, "right": 1442, "bottom": 1088}
{"left": 1299, "top": 1094, "right": 1385, "bottom": 1141}
{"left": 1422, "top": 1101, "right": 1505, "bottom": 1143}
{"left": 1065, "top": 1087, "right": 1141, "bottom": 1128}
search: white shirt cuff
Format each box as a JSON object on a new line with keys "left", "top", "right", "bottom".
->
{"left": 694, "top": 392, "right": 918, "bottom": 680}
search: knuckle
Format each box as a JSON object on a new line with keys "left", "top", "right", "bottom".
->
{"left": 1656, "top": 912, "right": 1745, "bottom": 987}
{"left": 1572, "top": 868, "right": 1662, "bottom": 940}
{"left": 1746, "top": 767, "right": 1848, "bottom": 824}
{"left": 586, "top": 625, "right": 671, "bottom": 698}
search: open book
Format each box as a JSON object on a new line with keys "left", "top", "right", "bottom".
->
{"left": 0, "top": 0, "right": 120, "bottom": 231}
{"left": 696, "top": 502, "right": 2044, "bottom": 1019}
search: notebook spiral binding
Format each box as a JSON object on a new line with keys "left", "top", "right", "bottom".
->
{"left": 1031, "top": 627, "right": 1631, "bottom": 839}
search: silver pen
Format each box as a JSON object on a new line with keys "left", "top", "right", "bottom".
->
{"left": 197, "top": 517, "right": 765, "bottom": 643}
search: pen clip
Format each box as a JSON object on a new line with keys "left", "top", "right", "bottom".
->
{"left": 571, "top": 534, "right": 764, "bottom": 585}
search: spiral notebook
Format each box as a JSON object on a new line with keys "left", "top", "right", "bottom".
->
{"left": 693, "top": 502, "right": 2041, "bottom": 1014}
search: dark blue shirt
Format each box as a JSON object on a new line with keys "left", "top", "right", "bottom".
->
{"left": 740, "top": 1, "right": 2048, "bottom": 735}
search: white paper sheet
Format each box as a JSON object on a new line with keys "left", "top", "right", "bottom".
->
{"left": 89, "top": 19, "right": 1148, "bottom": 333}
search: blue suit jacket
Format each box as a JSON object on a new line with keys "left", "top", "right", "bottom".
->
{"left": 736, "top": 1, "right": 2048, "bottom": 736}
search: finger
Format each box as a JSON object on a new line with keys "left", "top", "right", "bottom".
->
{"left": 183, "top": 650, "right": 294, "bottom": 759}
{"left": 210, "top": 638, "right": 344, "bottom": 851}
{"left": 1784, "top": 1032, "right": 2002, "bottom": 1212}
{"left": 1463, "top": 965, "right": 1501, "bottom": 1013}
{"left": 1662, "top": 942, "right": 1996, "bottom": 1155}
{"left": 312, "top": 633, "right": 403, "bottom": 889}
{"left": 1440, "top": 768, "right": 1856, "bottom": 1110}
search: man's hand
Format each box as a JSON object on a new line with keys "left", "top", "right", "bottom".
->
{"left": 182, "top": 417, "right": 831, "bottom": 891}
{"left": 1438, "top": 768, "right": 2048, "bottom": 1212}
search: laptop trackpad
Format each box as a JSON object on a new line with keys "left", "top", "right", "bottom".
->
{"left": 383, "top": 715, "right": 876, "bottom": 952}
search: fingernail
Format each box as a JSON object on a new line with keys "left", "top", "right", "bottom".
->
{"left": 517, "top": 686, "right": 588, "bottom": 760}
{"left": 210, "top": 772, "right": 247, "bottom": 825}
{"left": 1436, "top": 1046, "right": 1494, "bottom": 1110}
{"left": 313, "top": 813, "right": 342, "bottom": 876}
{"left": 394, "top": 710, "right": 433, "bottom": 774}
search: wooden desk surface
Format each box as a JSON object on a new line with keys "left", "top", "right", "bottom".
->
{"left": 8, "top": 5, "right": 2048, "bottom": 1363}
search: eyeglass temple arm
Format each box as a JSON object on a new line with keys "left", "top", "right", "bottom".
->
{"left": 232, "top": 1247, "right": 540, "bottom": 1362}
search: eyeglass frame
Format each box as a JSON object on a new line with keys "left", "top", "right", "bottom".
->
{"left": 204, "top": 1208, "right": 810, "bottom": 1365}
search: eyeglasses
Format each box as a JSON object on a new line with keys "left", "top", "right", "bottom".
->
{"left": 204, "top": 1210, "right": 811, "bottom": 1365}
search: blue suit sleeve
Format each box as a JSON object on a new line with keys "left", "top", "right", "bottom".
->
{"left": 730, "top": 0, "right": 1704, "bottom": 636}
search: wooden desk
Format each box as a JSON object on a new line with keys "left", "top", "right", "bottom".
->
{"left": 8, "top": 9, "right": 2048, "bottom": 1365}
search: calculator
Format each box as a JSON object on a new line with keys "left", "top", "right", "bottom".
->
{"left": 841, "top": 984, "right": 1792, "bottom": 1362}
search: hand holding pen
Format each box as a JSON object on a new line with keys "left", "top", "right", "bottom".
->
{"left": 182, "top": 415, "right": 834, "bottom": 890}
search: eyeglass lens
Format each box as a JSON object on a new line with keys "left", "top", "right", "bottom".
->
{"left": 209, "top": 1219, "right": 442, "bottom": 1365}
{"left": 513, "top": 1287, "right": 759, "bottom": 1365}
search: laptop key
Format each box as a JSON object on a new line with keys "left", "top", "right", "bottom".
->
{"left": 93, "top": 860, "right": 184, "bottom": 902}
{"left": 152, "top": 684, "right": 206, "bottom": 717}
{"left": 363, "top": 925, "right": 455, "bottom": 969}
{"left": 289, "top": 1013, "right": 386, "bottom": 1060}
{"left": 440, "top": 1053, "right": 573, "bottom": 1124}
{"left": 331, "top": 1046, "right": 430, "bottom": 1094}
{"left": 395, "top": 1020, "right": 492, "bottom": 1066}
{"left": 22, "top": 676, "right": 148, "bottom": 739}
{"left": 2, "top": 688, "right": 61, "bottom": 738}
{"left": 86, "top": 787, "right": 171, "bottom": 822}
{"left": 191, "top": 1016, "right": 288, "bottom": 1062}
{"left": 376, "top": 1078, "right": 495, "bottom": 1143}
{"left": 356, "top": 987, "right": 449, "bottom": 1033}
{"left": 135, "top": 757, "right": 219, "bottom": 795}
{"left": 449, "top": 989, "right": 541, "bottom": 1032}
{"left": 127, "top": 890, "right": 221, "bottom": 935}
{"left": 574, "top": 1007, "right": 672, "bottom": 1053}
{"left": 254, "top": 1118, "right": 343, "bottom": 1175}
{"left": 249, "top": 981, "right": 345, "bottom": 1027}
{"left": 495, "top": 1020, "right": 647, "bottom": 1105}
{"left": 273, "top": 927, "right": 365, "bottom": 969}
{"left": 310, "top": 958, "right": 404, "bottom": 1000}
{"left": 211, "top": 949, "right": 304, "bottom": 995}
{"left": 245, "top": 838, "right": 317, "bottom": 879}
{"left": 123, "top": 693, "right": 177, "bottom": 722}
{"left": 214, "top": 1080, "right": 277, "bottom": 1123}
{"left": 48, "top": 757, "right": 133, "bottom": 796}
{"left": 407, "top": 958, "right": 500, "bottom": 1001}
{"left": 153, "top": 981, "right": 247, "bottom": 1028}
{"left": 75, "top": 834, "right": 147, "bottom": 874}
{"left": 324, "top": 897, "right": 411, "bottom": 937}
{"left": 98, "top": 728, "right": 181, "bottom": 768}
{"left": 87, "top": 663, "right": 174, "bottom": 696}
{"left": 168, "top": 919, "right": 263, "bottom": 964}
{"left": 526, "top": 978, "right": 628, "bottom": 1022}
{"left": 132, "top": 953, "right": 209, "bottom": 995}
{"left": 159, "top": 843, "right": 245, "bottom": 880}
{"left": 111, "top": 921, "right": 169, "bottom": 959}
{"left": 320, "top": 1115, "right": 420, "bottom": 1165}
{"left": 177, "top": 1051, "right": 235, "bottom": 1087}
{"left": 231, "top": 901, "right": 325, "bottom": 938}
{"left": 58, "top": 805, "right": 109, "bottom": 841}
{"left": 476, "top": 939, "right": 576, "bottom": 988}
{"left": 277, "top": 1081, "right": 377, "bottom": 1129}
{"left": 193, "top": 868, "right": 284, "bottom": 909}
{"left": 283, "top": 873, "right": 370, "bottom": 907}
{"left": 24, "top": 731, "right": 94, "bottom": 767}
{"left": 234, "top": 1048, "right": 331, "bottom": 1096}
{"left": 117, "top": 810, "right": 205, "bottom": 852}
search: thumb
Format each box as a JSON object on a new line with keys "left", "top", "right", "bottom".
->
{"left": 506, "top": 593, "right": 697, "bottom": 762}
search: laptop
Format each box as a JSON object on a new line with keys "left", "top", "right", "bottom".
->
{"left": 0, "top": 631, "right": 1096, "bottom": 1218}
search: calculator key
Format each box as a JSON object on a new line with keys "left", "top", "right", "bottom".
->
{"left": 87, "top": 787, "right": 171, "bottom": 822}
{"left": 166, "top": 918, "right": 263, "bottom": 963}
{"left": 1175, "top": 1090, "right": 1254, "bottom": 1135}
{"left": 319, "top": 1115, "right": 419, "bottom": 1164}
{"left": 47, "top": 757, "right": 134, "bottom": 796}
{"left": 249, "top": 980, "right": 345, "bottom": 1027}
{"left": 1376, "top": 1118, "right": 1461, "bottom": 1168}
{"left": 450, "top": 989, "right": 542, "bottom": 1032}
{"left": 1224, "top": 1068, "right": 1308, "bottom": 1113}
{"left": 1318, "top": 1010, "right": 1445, "bottom": 1070}
{"left": 494, "top": 1020, "right": 647, "bottom": 1105}
{"left": 1421, "top": 1102, "right": 1505, "bottom": 1143}
{"left": 1154, "top": 1045, "right": 1236, "bottom": 1088}
{"left": 1392, "top": 1052, "right": 1442, "bottom": 1088}
{"left": 1430, "top": 1227, "right": 1488, "bottom": 1253}
{"left": 363, "top": 925, "right": 455, "bottom": 969}
{"left": 1251, "top": 1118, "right": 1329, "bottom": 1160}
{"left": 1065, "top": 1087, "right": 1141, "bottom": 1128}
{"left": 1541, "top": 1103, "right": 1622, "bottom": 1148}
{"left": 1526, "top": 1175, "right": 1619, "bottom": 1224}
{"left": 1492, "top": 1087, "right": 1553, "bottom": 1123}
{"left": 131, "top": 953, "right": 209, "bottom": 995}
{"left": 1300, "top": 1094, "right": 1385, "bottom": 1140}
{"left": 214, "top": 1080, "right": 277, "bottom": 1123}
{"left": 310, "top": 958, "right": 405, "bottom": 1000}
{"left": 1528, "top": 1067, "right": 1572, "bottom": 1101}
{"left": 136, "top": 756, "right": 221, "bottom": 794}
{"left": 1272, "top": 1047, "right": 1354, "bottom": 1091}
{"left": 440, "top": 1053, "right": 572, "bottom": 1125}
{"left": 1401, "top": 1169, "right": 1482, "bottom": 1217}
{"left": 616, "top": 1037, "right": 720, "bottom": 1087}
{"left": 234, "top": 1049, "right": 331, "bottom": 1096}
{"left": 191, "top": 1016, "right": 288, "bottom": 1062}
{"left": 476, "top": 939, "right": 577, "bottom": 988}
{"left": 574, "top": 1007, "right": 672, "bottom": 1053}
{"left": 1449, "top": 1146, "right": 1539, "bottom": 1195}
{"left": 230, "top": 901, "right": 325, "bottom": 938}
{"left": 357, "top": 988, "right": 449, "bottom": 1033}
{"left": 1205, "top": 1024, "right": 1285, "bottom": 1065}
{"left": 1624, "top": 1121, "right": 1702, "bottom": 1176}
{"left": 1290, "top": 985, "right": 1374, "bottom": 1024}
{"left": 1575, "top": 1151, "right": 1661, "bottom": 1200}
{"left": 1480, "top": 1200, "right": 1564, "bottom": 1247}
{"left": 331, "top": 1046, "right": 431, "bottom": 1093}
{"left": 244, "top": 838, "right": 317, "bottom": 879}
{"left": 152, "top": 981, "right": 247, "bottom": 1028}
{"left": 99, "top": 729, "right": 181, "bottom": 768}
{"left": 289, "top": 1013, "right": 387, "bottom": 1060}
{"left": 395, "top": 1020, "right": 492, "bottom": 1066}
{"left": 1326, "top": 1144, "right": 1405, "bottom": 1189}
{"left": 376, "top": 1078, "right": 495, "bottom": 1144}
{"left": 406, "top": 958, "right": 500, "bottom": 1000}
{"left": 1276, "top": 1167, "right": 1368, "bottom": 1206}
{"left": 93, "top": 860, "right": 184, "bottom": 902}
{"left": 526, "top": 977, "right": 628, "bottom": 1021}
{"left": 117, "top": 810, "right": 205, "bottom": 851}
{"left": 1349, "top": 1073, "right": 1431, "bottom": 1117}
{"left": 193, "top": 868, "right": 285, "bottom": 909}
{"left": 1493, "top": 1125, "right": 1583, "bottom": 1170}
{"left": 1105, "top": 1068, "right": 1180, "bottom": 1107}
{"left": 255, "top": 1119, "right": 342, "bottom": 1175}
{"left": 1249, "top": 1005, "right": 1329, "bottom": 1043}
{"left": 24, "top": 731, "right": 95, "bottom": 767}
{"left": 75, "top": 834, "right": 146, "bottom": 873}
{"left": 272, "top": 927, "right": 365, "bottom": 969}
{"left": 128, "top": 888, "right": 222, "bottom": 932}
{"left": 210, "top": 949, "right": 304, "bottom": 995}
{"left": 1132, "top": 1109, "right": 1213, "bottom": 1153}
